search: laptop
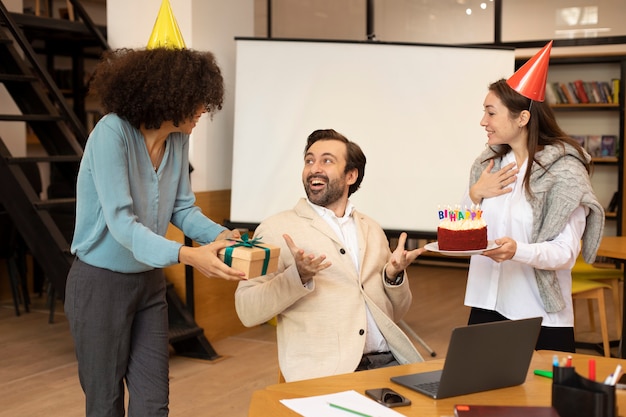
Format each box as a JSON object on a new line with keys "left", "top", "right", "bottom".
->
{"left": 390, "top": 317, "right": 542, "bottom": 399}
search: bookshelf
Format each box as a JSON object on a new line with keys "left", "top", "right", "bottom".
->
{"left": 516, "top": 54, "right": 626, "bottom": 236}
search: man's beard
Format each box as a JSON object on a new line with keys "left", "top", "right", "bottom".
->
{"left": 304, "top": 175, "right": 346, "bottom": 208}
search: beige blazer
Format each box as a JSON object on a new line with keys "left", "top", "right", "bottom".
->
{"left": 235, "top": 198, "right": 423, "bottom": 382}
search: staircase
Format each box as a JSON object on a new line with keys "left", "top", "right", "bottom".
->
{"left": 0, "top": 1, "right": 221, "bottom": 361}
{"left": 0, "top": 0, "right": 86, "bottom": 302}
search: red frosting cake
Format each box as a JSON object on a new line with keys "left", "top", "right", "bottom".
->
{"left": 437, "top": 226, "right": 487, "bottom": 251}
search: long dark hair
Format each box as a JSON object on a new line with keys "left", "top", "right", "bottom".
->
{"left": 485, "top": 79, "right": 589, "bottom": 195}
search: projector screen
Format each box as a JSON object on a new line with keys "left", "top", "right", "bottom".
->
{"left": 230, "top": 38, "right": 514, "bottom": 235}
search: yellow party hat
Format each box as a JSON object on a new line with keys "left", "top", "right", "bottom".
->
{"left": 147, "top": 0, "right": 186, "bottom": 49}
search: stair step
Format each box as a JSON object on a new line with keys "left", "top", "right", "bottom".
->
{"left": 33, "top": 197, "right": 75, "bottom": 209}
{"left": 8, "top": 155, "right": 81, "bottom": 164}
{"left": 169, "top": 322, "right": 204, "bottom": 344}
{"left": 0, "top": 73, "right": 38, "bottom": 82}
{"left": 0, "top": 114, "right": 64, "bottom": 122}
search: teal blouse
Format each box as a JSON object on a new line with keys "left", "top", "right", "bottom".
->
{"left": 71, "top": 113, "right": 226, "bottom": 273}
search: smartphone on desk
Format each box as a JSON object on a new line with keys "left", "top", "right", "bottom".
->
{"left": 365, "top": 388, "right": 411, "bottom": 408}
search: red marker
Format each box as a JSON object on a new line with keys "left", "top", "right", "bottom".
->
{"left": 565, "top": 355, "right": 572, "bottom": 367}
{"left": 589, "top": 359, "right": 596, "bottom": 381}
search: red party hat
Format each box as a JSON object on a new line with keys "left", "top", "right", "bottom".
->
{"left": 507, "top": 40, "right": 553, "bottom": 102}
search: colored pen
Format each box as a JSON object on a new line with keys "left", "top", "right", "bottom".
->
{"left": 609, "top": 364, "right": 622, "bottom": 385}
{"left": 589, "top": 359, "right": 596, "bottom": 381}
{"left": 534, "top": 369, "right": 553, "bottom": 379}
{"left": 553, "top": 355, "right": 559, "bottom": 367}
{"left": 565, "top": 355, "right": 572, "bottom": 367}
{"left": 328, "top": 403, "right": 373, "bottom": 417}
{"left": 604, "top": 364, "right": 621, "bottom": 385}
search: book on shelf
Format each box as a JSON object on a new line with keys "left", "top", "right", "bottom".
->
{"left": 573, "top": 80, "right": 590, "bottom": 103}
{"left": 586, "top": 135, "right": 602, "bottom": 157}
{"left": 551, "top": 82, "right": 565, "bottom": 104}
{"left": 598, "top": 81, "right": 613, "bottom": 103}
{"left": 601, "top": 135, "right": 617, "bottom": 157}
{"left": 565, "top": 82, "right": 580, "bottom": 104}
{"left": 551, "top": 80, "right": 615, "bottom": 104}
{"left": 545, "top": 82, "right": 559, "bottom": 105}
{"left": 571, "top": 135, "right": 586, "bottom": 149}
{"left": 583, "top": 81, "right": 597, "bottom": 103}
{"left": 589, "top": 81, "right": 601, "bottom": 103}
{"left": 559, "top": 83, "right": 577, "bottom": 104}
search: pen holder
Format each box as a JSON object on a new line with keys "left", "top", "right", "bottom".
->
{"left": 551, "top": 365, "right": 617, "bottom": 417}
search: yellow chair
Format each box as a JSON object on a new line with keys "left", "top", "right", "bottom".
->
{"left": 571, "top": 278, "right": 612, "bottom": 357}
{"left": 572, "top": 256, "right": 622, "bottom": 332}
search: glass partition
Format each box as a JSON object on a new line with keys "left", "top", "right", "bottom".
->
{"left": 254, "top": 0, "right": 626, "bottom": 45}
{"left": 374, "top": 0, "right": 494, "bottom": 44}
{"left": 502, "top": 0, "right": 626, "bottom": 42}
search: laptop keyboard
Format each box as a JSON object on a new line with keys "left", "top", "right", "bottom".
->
{"left": 414, "top": 381, "right": 440, "bottom": 395}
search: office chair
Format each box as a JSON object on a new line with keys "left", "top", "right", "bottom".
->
{"left": 572, "top": 278, "right": 612, "bottom": 357}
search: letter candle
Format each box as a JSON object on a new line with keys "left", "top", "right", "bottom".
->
{"left": 438, "top": 204, "right": 482, "bottom": 222}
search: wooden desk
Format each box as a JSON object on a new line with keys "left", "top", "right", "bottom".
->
{"left": 598, "top": 237, "right": 626, "bottom": 261}
{"left": 597, "top": 236, "right": 626, "bottom": 358}
{"left": 248, "top": 351, "right": 626, "bottom": 417}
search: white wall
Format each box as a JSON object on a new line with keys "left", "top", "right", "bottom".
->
{"left": 189, "top": 1, "right": 253, "bottom": 192}
{"left": 3, "top": 1, "right": 21, "bottom": 14}
{"left": 106, "top": 0, "right": 254, "bottom": 192}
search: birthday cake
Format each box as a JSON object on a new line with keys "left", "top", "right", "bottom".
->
{"left": 437, "top": 205, "right": 487, "bottom": 251}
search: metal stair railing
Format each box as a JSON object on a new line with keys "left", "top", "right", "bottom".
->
{"left": 66, "top": 0, "right": 109, "bottom": 51}
{"left": 0, "top": 1, "right": 87, "bottom": 143}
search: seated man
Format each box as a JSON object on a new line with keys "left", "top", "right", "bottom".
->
{"left": 235, "top": 129, "right": 424, "bottom": 382}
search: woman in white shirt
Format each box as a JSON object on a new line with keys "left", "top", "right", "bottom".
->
{"left": 463, "top": 78, "right": 604, "bottom": 352}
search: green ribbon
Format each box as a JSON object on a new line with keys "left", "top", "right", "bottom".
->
{"left": 223, "top": 233, "right": 271, "bottom": 275}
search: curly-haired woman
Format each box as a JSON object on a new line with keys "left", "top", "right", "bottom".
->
{"left": 65, "top": 48, "right": 245, "bottom": 417}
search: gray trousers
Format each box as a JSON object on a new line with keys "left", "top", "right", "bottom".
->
{"left": 65, "top": 258, "right": 169, "bottom": 417}
{"left": 355, "top": 352, "right": 399, "bottom": 371}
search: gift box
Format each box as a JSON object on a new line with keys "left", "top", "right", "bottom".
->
{"left": 218, "top": 236, "right": 280, "bottom": 279}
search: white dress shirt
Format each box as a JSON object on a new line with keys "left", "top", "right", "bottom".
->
{"left": 462, "top": 151, "right": 588, "bottom": 327}
{"left": 307, "top": 199, "right": 390, "bottom": 353}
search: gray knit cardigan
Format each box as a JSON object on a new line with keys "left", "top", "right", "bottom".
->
{"left": 469, "top": 143, "right": 605, "bottom": 313}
